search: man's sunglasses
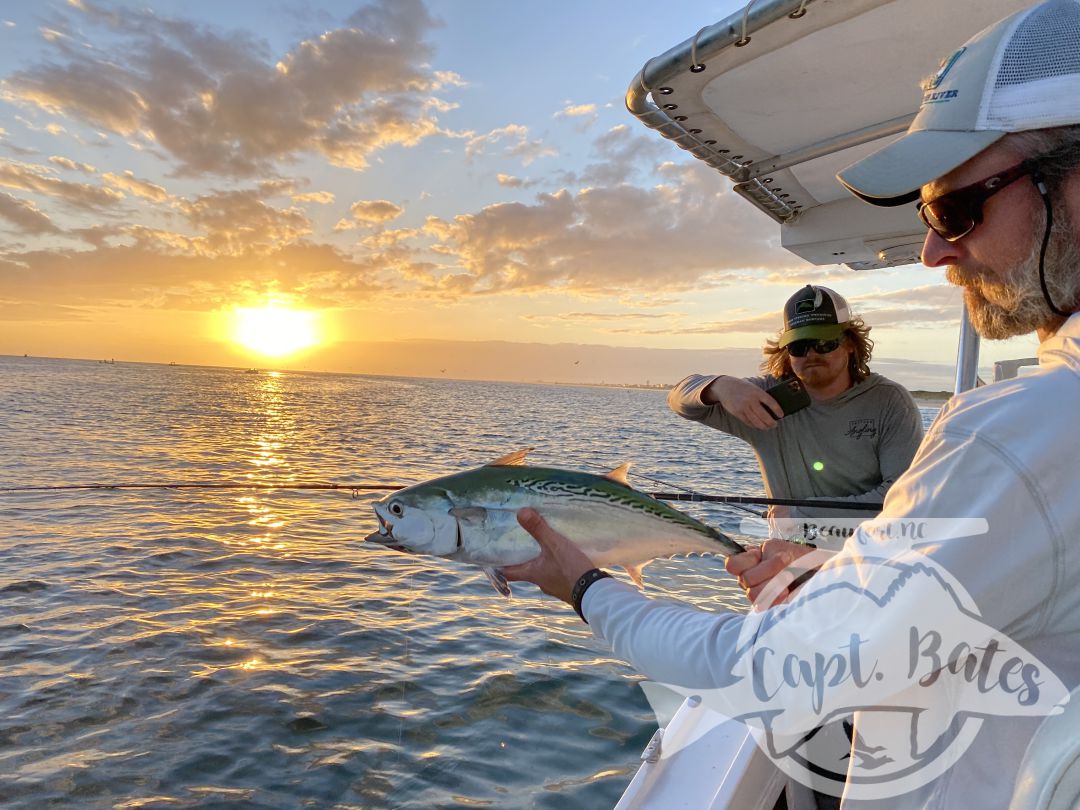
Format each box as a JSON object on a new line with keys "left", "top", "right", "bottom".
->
{"left": 787, "top": 337, "right": 843, "bottom": 357}
{"left": 917, "top": 160, "right": 1038, "bottom": 242}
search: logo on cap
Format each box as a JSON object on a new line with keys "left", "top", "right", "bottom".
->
{"left": 927, "top": 47, "right": 966, "bottom": 90}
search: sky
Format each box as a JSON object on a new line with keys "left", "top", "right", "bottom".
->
{"left": 0, "top": 0, "right": 1041, "bottom": 388}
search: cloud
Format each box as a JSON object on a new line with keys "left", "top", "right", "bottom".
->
{"left": 505, "top": 138, "right": 558, "bottom": 166}
{"left": 553, "top": 101, "right": 598, "bottom": 130}
{"left": 334, "top": 198, "right": 404, "bottom": 230}
{"left": 521, "top": 311, "right": 678, "bottom": 323}
{"left": 415, "top": 160, "right": 795, "bottom": 297}
{"left": 5, "top": 0, "right": 458, "bottom": 177}
{"left": 292, "top": 190, "right": 335, "bottom": 205}
{"left": 465, "top": 124, "right": 556, "bottom": 166}
{"left": 850, "top": 284, "right": 964, "bottom": 329}
{"left": 101, "top": 170, "right": 169, "bottom": 202}
{"left": 0, "top": 241, "right": 385, "bottom": 311}
{"left": 0, "top": 192, "right": 61, "bottom": 234}
{"left": 562, "top": 124, "right": 673, "bottom": 187}
{"left": 0, "top": 159, "right": 123, "bottom": 209}
{"left": 653, "top": 283, "right": 964, "bottom": 337}
{"left": 496, "top": 173, "right": 544, "bottom": 190}
{"left": 48, "top": 155, "right": 97, "bottom": 173}
{"left": 176, "top": 187, "right": 312, "bottom": 255}
{"left": 554, "top": 103, "right": 596, "bottom": 119}
{"left": 0, "top": 300, "right": 93, "bottom": 322}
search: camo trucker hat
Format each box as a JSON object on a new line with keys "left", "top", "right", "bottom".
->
{"left": 779, "top": 285, "right": 852, "bottom": 347}
{"left": 838, "top": 0, "right": 1080, "bottom": 206}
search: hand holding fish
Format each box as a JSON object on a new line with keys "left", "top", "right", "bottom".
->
{"left": 501, "top": 508, "right": 596, "bottom": 605}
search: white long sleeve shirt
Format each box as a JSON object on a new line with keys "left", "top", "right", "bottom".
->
{"left": 584, "top": 314, "right": 1080, "bottom": 808}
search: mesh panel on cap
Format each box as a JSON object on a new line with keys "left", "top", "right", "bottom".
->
{"left": 983, "top": 0, "right": 1080, "bottom": 130}
{"left": 995, "top": 1, "right": 1080, "bottom": 87}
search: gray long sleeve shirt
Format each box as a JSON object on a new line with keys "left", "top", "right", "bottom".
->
{"left": 668, "top": 373, "right": 924, "bottom": 524}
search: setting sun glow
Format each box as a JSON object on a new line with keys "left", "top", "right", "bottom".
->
{"left": 230, "top": 304, "right": 321, "bottom": 358}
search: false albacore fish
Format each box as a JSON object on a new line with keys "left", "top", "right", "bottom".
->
{"left": 365, "top": 449, "right": 744, "bottom": 596}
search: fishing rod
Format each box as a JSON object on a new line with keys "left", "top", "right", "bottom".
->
{"left": 0, "top": 482, "right": 401, "bottom": 495}
{"left": 0, "top": 481, "right": 883, "bottom": 511}
{"left": 649, "top": 492, "right": 883, "bottom": 511}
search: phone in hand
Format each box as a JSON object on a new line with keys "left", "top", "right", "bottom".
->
{"left": 764, "top": 377, "right": 811, "bottom": 418}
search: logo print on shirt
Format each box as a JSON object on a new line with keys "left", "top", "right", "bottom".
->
{"left": 846, "top": 418, "right": 877, "bottom": 440}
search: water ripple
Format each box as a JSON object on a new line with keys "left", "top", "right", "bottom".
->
{"left": 0, "top": 357, "right": 941, "bottom": 808}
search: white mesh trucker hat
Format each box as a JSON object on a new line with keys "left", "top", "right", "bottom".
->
{"left": 838, "top": 0, "right": 1080, "bottom": 206}
{"left": 778, "top": 285, "right": 852, "bottom": 347}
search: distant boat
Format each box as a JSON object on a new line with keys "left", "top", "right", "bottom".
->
{"left": 244, "top": 368, "right": 260, "bottom": 374}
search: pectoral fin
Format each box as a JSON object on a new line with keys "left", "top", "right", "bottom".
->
{"left": 482, "top": 566, "right": 512, "bottom": 597}
{"left": 449, "top": 506, "right": 488, "bottom": 523}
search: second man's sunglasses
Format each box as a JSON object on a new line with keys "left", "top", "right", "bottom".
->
{"left": 787, "top": 337, "right": 843, "bottom": 357}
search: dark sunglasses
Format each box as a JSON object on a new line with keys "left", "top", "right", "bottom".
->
{"left": 787, "top": 337, "right": 843, "bottom": 357}
{"left": 916, "top": 160, "right": 1038, "bottom": 242}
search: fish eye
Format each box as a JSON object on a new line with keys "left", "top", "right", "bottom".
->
{"left": 389, "top": 501, "right": 404, "bottom": 517}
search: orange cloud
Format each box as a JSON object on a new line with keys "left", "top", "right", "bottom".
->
{"left": 101, "top": 170, "right": 169, "bottom": 202}
{"left": 334, "top": 199, "right": 404, "bottom": 230}
{"left": 6, "top": 0, "right": 456, "bottom": 177}
{"left": 0, "top": 192, "right": 60, "bottom": 234}
{"left": 0, "top": 159, "right": 123, "bottom": 209}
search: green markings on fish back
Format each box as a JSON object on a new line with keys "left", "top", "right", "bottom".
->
{"left": 449, "top": 465, "right": 742, "bottom": 553}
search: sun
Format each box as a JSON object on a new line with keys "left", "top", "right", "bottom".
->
{"left": 230, "top": 303, "right": 322, "bottom": 358}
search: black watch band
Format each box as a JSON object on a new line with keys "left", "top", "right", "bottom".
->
{"left": 571, "top": 568, "right": 612, "bottom": 623}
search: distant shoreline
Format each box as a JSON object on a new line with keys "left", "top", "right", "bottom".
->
{"left": 547, "top": 380, "right": 955, "bottom": 401}
{"left": 908, "top": 389, "right": 952, "bottom": 402}
{"left": 3, "top": 355, "right": 955, "bottom": 400}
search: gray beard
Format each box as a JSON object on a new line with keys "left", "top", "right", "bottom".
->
{"left": 945, "top": 206, "right": 1080, "bottom": 339}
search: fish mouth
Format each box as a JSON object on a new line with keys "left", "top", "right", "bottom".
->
{"left": 365, "top": 529, "right": 409, "bottom": 553}
{"left": 366, "top": 512, "right": 396, "bottom": 545}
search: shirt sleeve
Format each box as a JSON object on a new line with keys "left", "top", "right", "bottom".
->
{"left": 581, "top": 419, "right": 1059, "bottom": 729}
{"left": 667, "top": 374, "right": 770, "bottom": 442}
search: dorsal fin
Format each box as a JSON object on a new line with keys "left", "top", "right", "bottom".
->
{"left": 605, "top": 462, "right": 632, "bottom": 485}
{"left": 487, "top": 448, "right": 532, "bottom": 467}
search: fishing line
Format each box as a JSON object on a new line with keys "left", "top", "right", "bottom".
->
{"left": 0, "top": 481, "right": 883, "bottom": 511}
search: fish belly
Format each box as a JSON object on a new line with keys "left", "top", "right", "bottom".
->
{"left": 448, "top": 494, "right": 727, "bottom": 569}
{"left": 548, "top": 508, "right": 720, "bottom": 569}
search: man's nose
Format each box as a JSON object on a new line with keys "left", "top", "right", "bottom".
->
{"left": 920, "top": 228, "right": 963, "bottom": 268}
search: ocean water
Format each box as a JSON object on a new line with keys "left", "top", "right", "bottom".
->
{"left": 0, "top": 356, "right": 939, "bottom": 809}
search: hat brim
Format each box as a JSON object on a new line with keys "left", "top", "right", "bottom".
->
{"left": 837, "top": 129, "right": 1005, "bottom": 207}
{"left": 779, "top": 323, "right": 847, "bottom": 348}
